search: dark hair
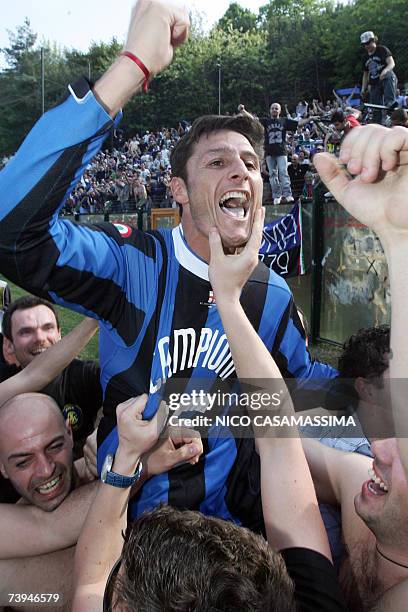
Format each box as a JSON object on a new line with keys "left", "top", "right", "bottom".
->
{"left": 109, "top": 505, "right": 295, "bottom": 612}
{"left": 170, "top": 114, "right": 264, "bottom": 183}
{"left": 391, "top": 108, "right": 408, "bottom": 126}
{"left": 338, "top": 325, "right": 390, "bottom": 380}
{"left": 2, "top": 296, "right": 60, "bottom": 341}
{"left": 331, "top": 110, "right": 345, "bottom": 124}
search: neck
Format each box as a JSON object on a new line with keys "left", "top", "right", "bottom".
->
{"left": 376, "top": 542, "right": 408, "bottom": 586}
{"left": 181, "top": 218, "right": 210, "bottom": 263}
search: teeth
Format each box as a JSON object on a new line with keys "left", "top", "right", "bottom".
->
{"left": 368, "top": 468, "right": 389, "bottom": 492}
{"left": 219, "top": 191, "right": 248, "bottom": 206}
{"left": 37, "top": 475, "right": 61, "bottom": 494}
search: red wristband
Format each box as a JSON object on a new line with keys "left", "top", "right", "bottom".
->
{"left": 120, "top": 51, "right": 150, "bottom": 92}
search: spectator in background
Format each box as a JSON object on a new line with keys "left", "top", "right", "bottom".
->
{"left": 330, "top": 109, "right": 361, "bottom": 139}
{"left": 360, "top": 30, "right": 397, "bottom": 124}
{"left": 238, "top": 102, "right": 313, "bottom": 204}
{"left": 391, "top": 108, "right": 408, "bottom": 127}
{"left": 132, "top": 176, "right": 147, "bottom": 203}
{"left": 287, "top": 154, "right": 307, "bottom": 201}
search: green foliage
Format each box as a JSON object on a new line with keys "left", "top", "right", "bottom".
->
{"left": 217, "top": 3, "right": 258, "bottom": 32}
{"left": 0, "top": 0, "right": 406, "bottom": 151}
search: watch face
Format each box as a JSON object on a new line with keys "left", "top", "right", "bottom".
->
{"left": 101, "top": 453, "right": 114, "bottom": 482}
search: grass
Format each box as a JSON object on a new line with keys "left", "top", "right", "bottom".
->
{"left": 1, "top": 276, "right": 341, "bottom": 368}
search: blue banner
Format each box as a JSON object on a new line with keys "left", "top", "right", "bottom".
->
{"left": 259, "top": 202, "right": 305, "bottom": 277}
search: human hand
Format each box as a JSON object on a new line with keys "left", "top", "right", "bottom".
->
{"left": 314, "top": 126, "right": 408, "bottom": 245}
{"left": 142, "top": 425, "right": 203, "bottom": 478}
{"left": 379, "top": 71, "right": 386, "bottom": 81}
{"left": 124, "top": 0, "right": 189, "bottom": 77}
{"left": 116, "top": 395, "right": 168, "bottom": 460}
{"left": 208, "top": 207, "right": 265, "bottom": 303}
{"left": 237, "top": 104, "right": 245, "bottom": 112}
{"left": 83, "top": 428, "right": 98, "bottom": 479}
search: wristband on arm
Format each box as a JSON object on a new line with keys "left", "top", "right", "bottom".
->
{"left": 120, "top": 51, "right": 150, "bottom": 92}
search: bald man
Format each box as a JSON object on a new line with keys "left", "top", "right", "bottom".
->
{"left": 0, "top": 393, "right": 78, "bottom": 511}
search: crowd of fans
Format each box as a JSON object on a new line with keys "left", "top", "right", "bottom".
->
{"left": 2, "top": 90, "right": 407, "bottom": 211}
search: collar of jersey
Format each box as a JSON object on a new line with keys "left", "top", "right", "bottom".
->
{"left": 172, "top": 225, "right": 209, "bottom": 282}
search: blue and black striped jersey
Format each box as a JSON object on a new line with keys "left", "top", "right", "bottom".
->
{"left": 0, "top": 78, "right": 336, "bottom": 527}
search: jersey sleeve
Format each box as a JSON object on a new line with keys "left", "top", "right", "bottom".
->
{"left": 272, "top": 296, "right": 337, "bottom": 381}
{"left": 281, "top": 547, "right": 347, "bottom": 611}
{"left": 0, "top": 78, "right": 161, "bottom": 330}
{"left": 382, "top": 45, "right": 392, "bottom": 59}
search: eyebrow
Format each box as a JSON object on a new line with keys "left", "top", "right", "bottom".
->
{"left": 201, "top": 147, "right": 259, "bottom": 160}
{"left": 8, "top": 436, "right": 65, "bottom": 461}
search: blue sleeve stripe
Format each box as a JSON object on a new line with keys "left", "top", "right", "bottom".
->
{"left": 199, "top": 434, "right": 238, "bottom": 522}
{"left": 258, "top": 268, "right": 291, "bottom": 351}
{"left": 48, "top": 222, "right": 160, "bottom": 313}
{"left": 0, "top": 89, "right": 115, "bottom": 221}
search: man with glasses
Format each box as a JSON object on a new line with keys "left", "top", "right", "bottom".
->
{"left": 360, "top": 30, "right": 397, "bottom": 124}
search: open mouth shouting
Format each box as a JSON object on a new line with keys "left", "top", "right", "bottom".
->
{"left": 365, "top": 464, "right": 389, "bottom": 496}
{"left": 219, "top": 191, "right": 250, "bottom": 220}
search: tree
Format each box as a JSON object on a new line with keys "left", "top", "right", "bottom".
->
{"left": 217, "top": 3, "right": 257, "bottom": 32}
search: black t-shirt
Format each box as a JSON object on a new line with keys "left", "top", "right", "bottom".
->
{"left": 0, "top": 359, "right": 102, "bottom": 503}
{"left": 362, "top": 45, "right": 392, "bottom": 85}
{"left": 282, "top": 547, "right": 346, "bottom": 611}
{"left": 287, "top": 163, "right": 307, "bottom": 198}
{"left": 262, "top": 117, "right": 299, "bottom": 156}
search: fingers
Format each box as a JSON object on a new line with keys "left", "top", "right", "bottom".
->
{"left": 246, "top": 207, "right": 265, "bottom": 254}
{"left": 175, "top": 441, "right": 202, "bottom": 465}
{"left": 380, "top": 127, "right": 408, "bottom": 171}
{"left": 170, "top": 6, "right": 189, "bottom": 47}
{"left": 338, "top": 125, "right": 408, "bottom": 182}
{"left": 83, "top": 430, "right": 98, "bottom": 479}
{"left": 340, "top": 125, "right": 383, "bottom": 180}
{"left": 168, "top": 426, "right": 202, "bottom": 447}
{"left": 116, "top": 394, "right": 148, "bottom": 421}
{"left": 152, "top": 400, "right": 169, "bottom": 435}
{"left": 313, "top": 153, "right": 351, "bottom": 205}
{"left": 168, "top": 428, "right": 203, "bottom": 467}
{"left": 208, "top": 227, "right": 223, "bottom": 264}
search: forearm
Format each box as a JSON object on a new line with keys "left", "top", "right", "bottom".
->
{"left": 0, "top": 81, "right": 115, "bottom": 290}
{"left": 381, "top": 242, "right": 408, "bottom": 471}
{"left": 0, "top": 482, "right": 97, "bottom": 559}
{"left": 217, "top": 298, "right": 331, "bottom": 558}
{"left": 73, "top": 447, "right": 140, "bottom": 597}
{"left": 383, "top": 57, "right": 395, "bottom": 75}
{"left": 259, "top": 440, "right": 331, "bottom": 557}
{"left": 362, "top": 72, "right": 369, "bottom": 91}
{"left": 92, "top": 44, "right": 144, "bottom": 118}
{"left": 217, "top": 298, "right": 280, "bottom": 380}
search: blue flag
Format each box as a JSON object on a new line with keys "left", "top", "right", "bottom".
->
{"left": 259, "top": 202, "right": 305, "bottom": 277}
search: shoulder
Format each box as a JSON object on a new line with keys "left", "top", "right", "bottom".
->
{"left": 247, "top": 262, "right": 292, "bottom": 297}
{"left": 379, "top": 45, "right": 392, "bottom": 56}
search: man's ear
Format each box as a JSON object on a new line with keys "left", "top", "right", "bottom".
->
{"left": 170, "top": 177, "right": 189, "bottom": 205}
{"left": 0, "top": 462, "right": 8, "bottom": 480}
{"left": 2, "top": 338, "right": 19, "bottom": 366}
{"left": 355, "top": 377, "right": 373, "bottom": 402}
{"left": 65, "top": 417, "right": 73, "bottom": 442}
